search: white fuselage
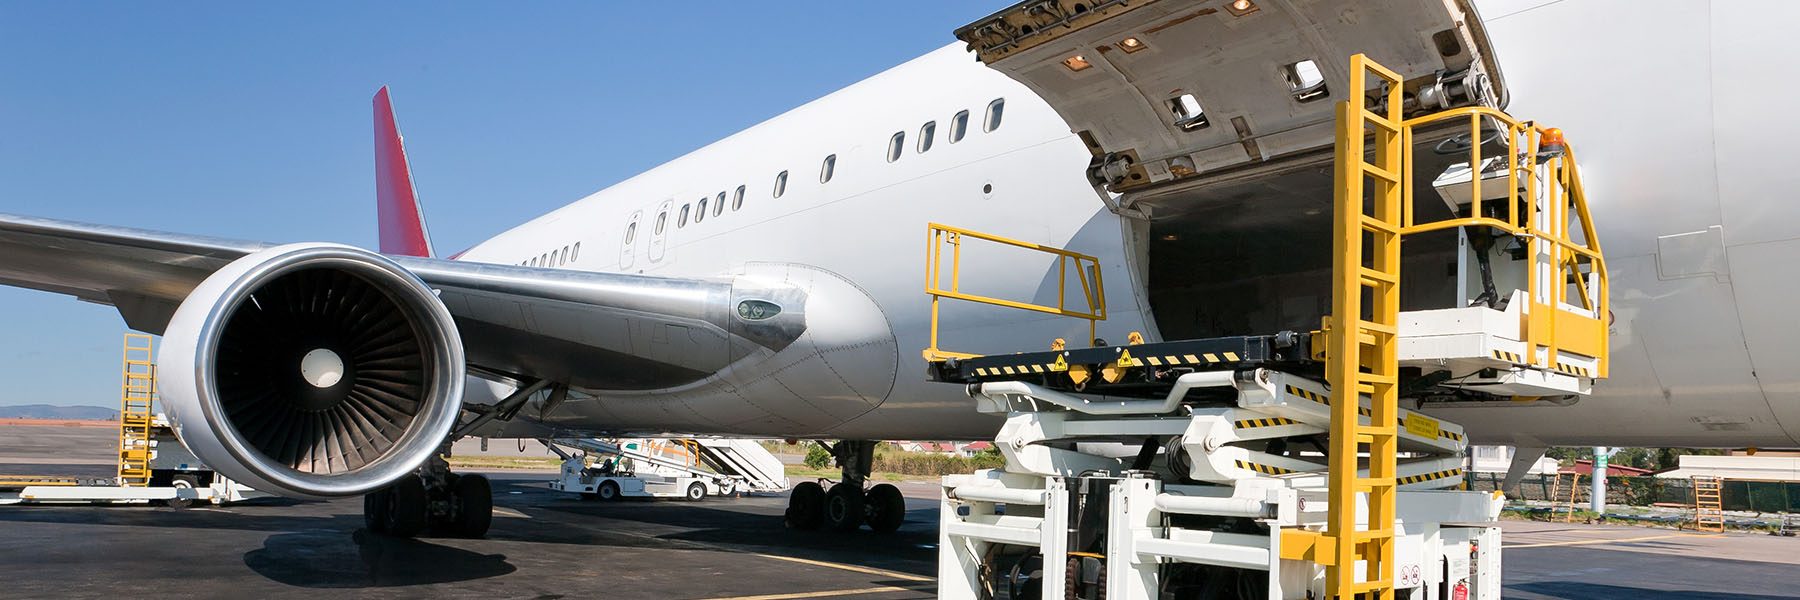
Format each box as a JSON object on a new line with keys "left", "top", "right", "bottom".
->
{"left": 457, "top": 0, "right": 1800, "bottom": 448}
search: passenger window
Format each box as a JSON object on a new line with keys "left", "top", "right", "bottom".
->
{"left": 713, "top": 191, "right": 725, "bottom": 217}
{"left": 530, "top": 257, "right": 538, "bottom": 267}
{"left": 820, "top": 154, "right": 836, "bottom": 183}
{"left": 571, "top": 241, "right": 580, "bottom": 261}
{"left": 655, "top": 210, "right": 667, "bottom": 235}
{"left": 695, "top": 197, "right": 707, "bottom": 222}
{"left": 918, "top": 121, "right": 936, "bottom": 153}
{"left": 984, "top": 98, "right": 1004, "bottom": 133}
{"left": 887, "top": 131, "right": 905, "bottom": 163}
{"left": 559, "top": 246, "right": 569, "bottom": 265}
{"left": 774, "top": 170, "right": 788, "bottom": 198}
{"left": 679, "top": 204, "right": 690, "bottom": 227}
{"left": 949, "top": 110, "right": 969, "bottom": 143}
{"left": 624, "top": 222, "right": 636, "bottom": 244}
{"left": 733, "top": 185, "right": 746, "bottom": 211}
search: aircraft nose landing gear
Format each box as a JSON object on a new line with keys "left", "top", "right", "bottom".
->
{"left": 784, "top": 440, "right": 906, "bottom": 534}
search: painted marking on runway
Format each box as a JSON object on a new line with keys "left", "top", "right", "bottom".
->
{"left": 1503, "top": 533, "right": 1721, "bottom": 549}
{"left": 752, "top": 553, "right": 934, "bottom": 582}
{"left": 695, "top": 586, "right": 910, "bottom": 600}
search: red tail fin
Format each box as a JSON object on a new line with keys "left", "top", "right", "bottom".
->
{"left": 373, "top": 86, "right": 435, "bottom": 258}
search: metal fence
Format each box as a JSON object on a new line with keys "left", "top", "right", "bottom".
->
{"left": 1465, "top": 472, "right": 1800, "bottom": 513}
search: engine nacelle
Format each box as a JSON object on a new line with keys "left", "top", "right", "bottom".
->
{"left": 159, "top": 243, "right": 464, "bottom": 498}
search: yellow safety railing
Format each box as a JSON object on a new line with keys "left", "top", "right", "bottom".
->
{"left": 1302, "top": 54, "right": 1611, "bottom": 600}
{"left": 924, "top": 223, "right": 1105, "bottom": 361}
{"left": 1398, "top": 106, "right": 1609, "bottom": 376}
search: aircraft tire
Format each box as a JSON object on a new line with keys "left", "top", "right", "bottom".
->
{"left": 866, "top": 483, "right": 905, "bottom": 533}
{"left": 785, "top": 481, "right": 826, "bottom": 529}
{"left": 824, "top": 482, "right": 865, "bottom": 532}
{"left": 450, "top": 473, "right": 493, "bottom": 538}
{"left": 363, "top": 487, "right": 391, "bottom": 533}
{"left": 383, "top": 474, "right": 428, "bottom": 538}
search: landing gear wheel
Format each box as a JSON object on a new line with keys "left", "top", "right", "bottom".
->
{"left": 824, "top": 482, "right": 865, "bottom": 532}
{"left": 685, "top": 482, "right": 707, "bottom": 502}
{"left": 785, "top": 481, "right": 826, "bottom": 530}
{"left": 166, "top": 474, "right": 199, "bottom": 510}
{"left": 383, "top": 473, "right": 428, "bottom": 538}
{"left": 865, "top": 483, "right": 905, "bottom": 533}
{"left": 363, "top": 487, "right": 391, "bottom": 533}
{"left": 597, "top": 480, "right": 621, "bottom": 501}
{"left": 450, "top": 473, "right": 493, "bottom": 538}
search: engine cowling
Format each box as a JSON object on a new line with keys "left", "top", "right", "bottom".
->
{"left": 159, "top": 243, "right": 464, "bottom": 498}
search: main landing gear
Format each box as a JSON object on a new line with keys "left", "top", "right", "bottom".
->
{"left": 784, "top": 440, "right": 906, "bottom": 534}
{"left": 363, "top": 451, "right": 494, "bottom": 538}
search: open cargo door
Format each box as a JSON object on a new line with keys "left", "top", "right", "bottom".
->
{"left": 955, "top": 0, "right": 1506, "bottom": 206}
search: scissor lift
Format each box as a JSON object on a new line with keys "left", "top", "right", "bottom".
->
{"left": 926, "top": 54, "right": 1607, "bottom": 600}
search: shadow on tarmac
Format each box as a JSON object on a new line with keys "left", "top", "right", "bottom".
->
{"left": 244, "top": 529, "right": 516, "bottom": 588}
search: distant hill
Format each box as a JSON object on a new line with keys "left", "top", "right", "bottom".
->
{"left": 0, "top": 404, "right": 118, "bottom": 420}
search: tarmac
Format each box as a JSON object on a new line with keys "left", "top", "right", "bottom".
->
{"left": 4, "top": 423, "right": 1800, "bottom": 599}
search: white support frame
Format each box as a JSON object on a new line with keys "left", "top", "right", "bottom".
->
{"left": 941, "top": 368, "right": 1506, "bottom": 599}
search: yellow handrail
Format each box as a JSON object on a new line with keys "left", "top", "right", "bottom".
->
{"left": 1396, "top": 106, "right": 1610, "bottom": 376}
{"left": 924, "top": 223, "right": 1105, "bottom": 361}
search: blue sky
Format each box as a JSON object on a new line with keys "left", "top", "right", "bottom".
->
{"left": 0, "top": 2, "right": 996, "bottom": 408}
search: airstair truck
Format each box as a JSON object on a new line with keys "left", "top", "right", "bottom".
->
{"left": 925, "top": 3, "right": 1609, "bottom": 598}
{"left": 547, "top": 437, "right": 788, "bottom": 501}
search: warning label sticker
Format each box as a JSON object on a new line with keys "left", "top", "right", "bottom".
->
{"left": 1404, "top": 413, "right": 1441, "bottom": 439}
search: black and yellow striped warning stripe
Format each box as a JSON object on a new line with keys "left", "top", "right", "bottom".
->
{"left": 1492, "top": 350, "right": 1595, "bottom": 378}
{"left": 1285, "top": 385, "right": 1372, "bottom": 417}
{"left": 1142, "top": 352, "right": 1241, "bottom": 367}
{"left": 971, "top": 351, "right": 1247, "bottom": 377}
{"left": 1552, "top": 363, "right": 1593, "bottom": 377}
{"left": 1233, "top": 417, "right": 1300, "bottom": 430}
{"left": 1284, "top": 385, "right": 1464, "bottom": 443}
{"left": 1233, "top": 460, "right": 1296, "bottom": 475}
{"left": 972, "top": 364, "right": 1056, "bottom": 377}
{"left": 1284, "top": 385, "right": 1328, "bottom": 404}
{"left": 1399, "top": 468, "right": 1464, "bottom": 485}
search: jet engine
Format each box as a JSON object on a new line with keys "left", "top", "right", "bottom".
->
{"left": 158, "top": 243, "right": 464, "bottom": 498}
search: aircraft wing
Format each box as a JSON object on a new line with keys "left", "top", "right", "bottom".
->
{"left": 0, "top": 211, "right": 803, "bottom": 392}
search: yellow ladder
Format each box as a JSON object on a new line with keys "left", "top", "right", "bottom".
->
{"left": 117, "top": 334, "right": 156, "bottom": 487}
{"left": 1324, "top": 54, "right": 1404, "bottom": 600}
{"left": 1559, "top": 471, "right": 1585, "bottom": 523}
{"left": 1693, "top": 476, "right": 1724, "bottom": 532}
